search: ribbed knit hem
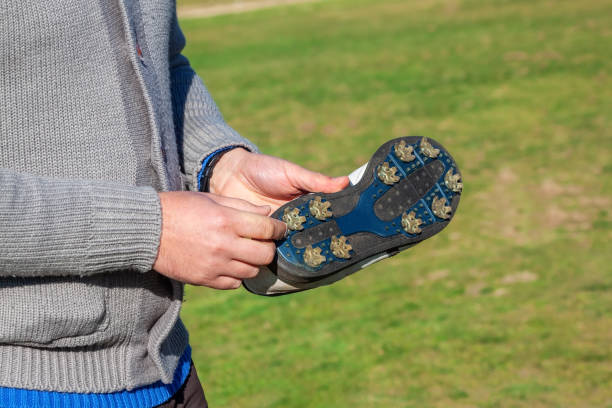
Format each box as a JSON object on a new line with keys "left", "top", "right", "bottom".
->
{"left": 84, "top": 184, "right": 162, "bottom": 274}
{"left": 0, "top": 170, "right": 162, "bottom": 277}
{"left": 0, "top": 346, "right": 191, "bottom": 408}
{"left": 147, "top": 288, "right": 189, "bottom": 386}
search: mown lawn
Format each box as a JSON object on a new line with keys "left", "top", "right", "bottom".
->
{"left": 177, "top": 0, "right": 612, "bottom": 406}
{"left": 178, "top": 0, "right": 271, "bottom": 9}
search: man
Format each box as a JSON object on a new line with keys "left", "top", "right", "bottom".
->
{"left": 0, "top": 0, "right": 347, "bottom": 406}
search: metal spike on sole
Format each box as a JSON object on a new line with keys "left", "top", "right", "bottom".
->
{"left": 309, "top": 196, "right": 332, "bottom": 221}
{"left": 444, "top": 169, "right": 463, "bottom": 193}
{"left": 283, "top": 207, "right": 307, "bottom": 231}
{"left": 377, "top": 162, "right": 400, "bottom": 185}
{"left": 420, "top": 137, "right": 440, "bottom": 159}
{"left": 394, "top": 140, "right": 415, "bottom": 162}
{"left": 431, "top": 196, "right": 452, "bottom": 219}
{"left": 304, "top": 245, "right": 326, "bottom": 267}
{"left": 401, "top": 211, "right": 423, "bottom": 234}
{"left": 330, "top": 235, "right": 352, "bottom": 259}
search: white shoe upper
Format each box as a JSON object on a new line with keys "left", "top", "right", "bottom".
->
{"left": 347, "top": 162, "right": 368, "bottom": 186}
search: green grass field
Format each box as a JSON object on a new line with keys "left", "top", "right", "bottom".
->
{"left": 177, "top": 0, "right": 612, "bottom": 406}
{"left": 178, "top": 0, "right": 270, "bottom": 7}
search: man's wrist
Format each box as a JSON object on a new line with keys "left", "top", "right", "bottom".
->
{"left": 208, "top": 147, "right": 249, "bottom": 195}
{"left": 197, "top": 146, "right": 244, "bottom": 192}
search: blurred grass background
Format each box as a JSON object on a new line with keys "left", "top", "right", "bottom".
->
{"left": 178, "top": 0, "right": 265, "bottom": 7}
{"left": 176, "top": 0, "right": 612, "bottom": 406}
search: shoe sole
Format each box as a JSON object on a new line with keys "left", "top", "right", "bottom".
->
{"left": 252, "top": 136, "right": 462, "bottom": 293}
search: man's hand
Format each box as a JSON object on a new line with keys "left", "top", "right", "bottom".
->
{"left": 209, "top": 148, "right": 350, "bottom": 211}
{"left": 153, "top": 191, "right": 287, "bottom": 289}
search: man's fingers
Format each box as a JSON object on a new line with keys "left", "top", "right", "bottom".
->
{"left": 210, "top": 276, "right": 242, "bottom": 290}
{"left": 225, "top": 260, "right": 260, "bottom": 279}
{"left": 234, "top": 212, "right": 287, "bottom": 240}
{"left": 231, "top": 239, "right": 276, "bottom": 266}
{"left": 207, "top": 193, "right": 271, "bottom": 215}
{"left": 285, "top": 162, "right": 349, "bottom": 194}
{"left": 323, "top": 175, "right": 350, "bottom": 192}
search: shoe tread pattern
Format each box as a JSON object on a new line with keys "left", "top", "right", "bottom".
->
{"left": 271, "top": 136, "right": 462, "bottom": 284}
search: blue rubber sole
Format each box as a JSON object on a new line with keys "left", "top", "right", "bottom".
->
{"left": 264, "top": 136, "right": 462, "bottom": 288}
